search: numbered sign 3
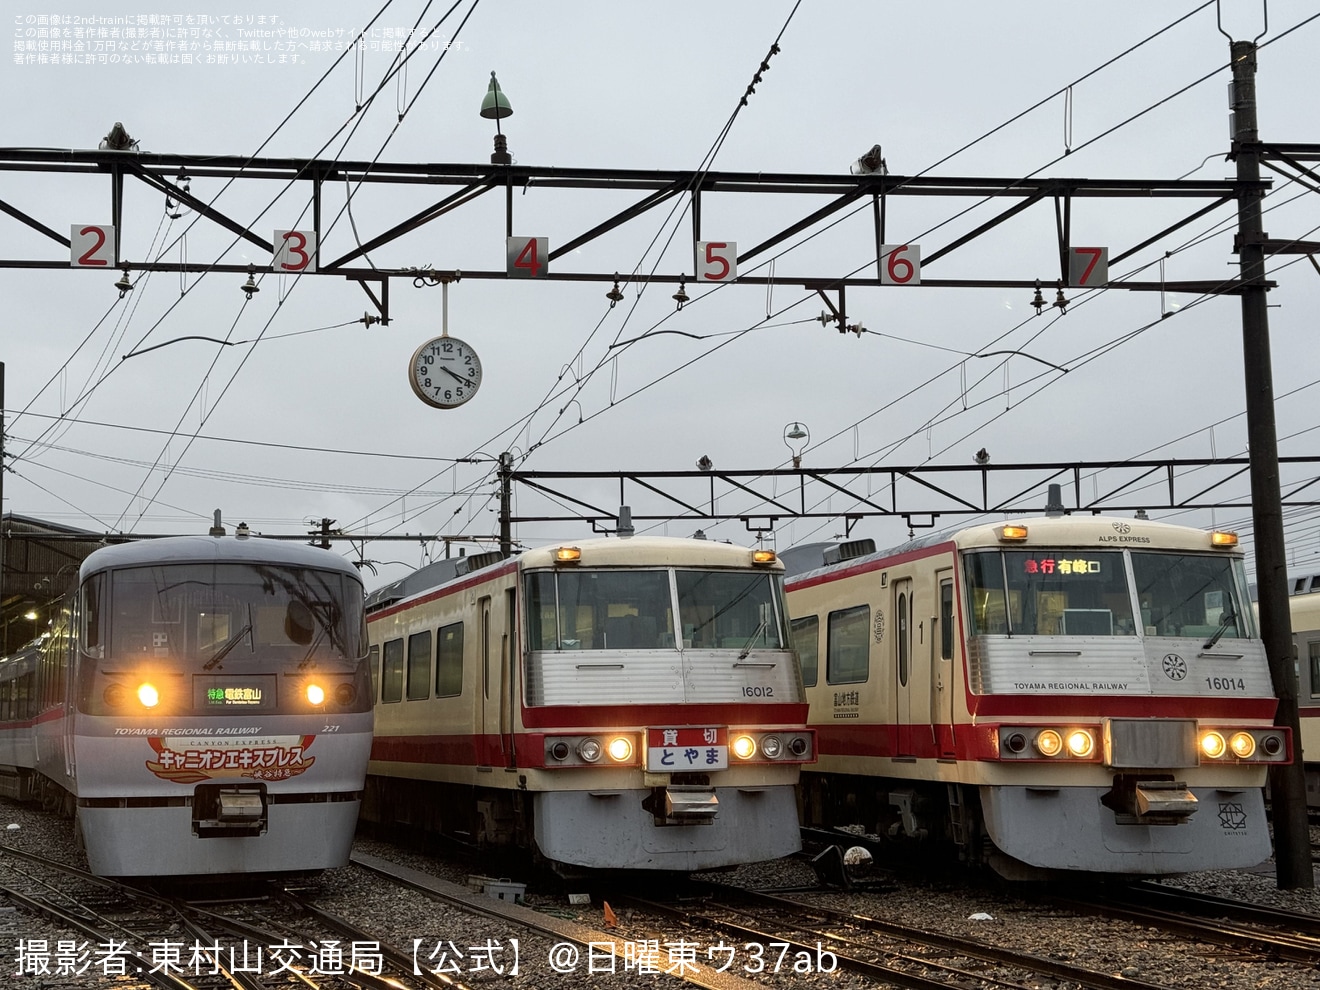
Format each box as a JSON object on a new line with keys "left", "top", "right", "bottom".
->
{"left": 879, "top": 244, "right": 920, "bottom": 285}
{"left": 507, "top": 236, "right": 548, "bottom": 278}
{"left": 71, "top": 224, "right": 115, "bottom": 267}
{"left": 1069, "top": 247, "right": 1108, "bottom": 288}
{"left": 274, "top": 230, "right": 317, "bottom": 273}
{"left": 696, "top": 241, "right": 737, "bottom": 282}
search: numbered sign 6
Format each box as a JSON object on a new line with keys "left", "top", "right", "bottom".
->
{"left": 71, "top": 224, "right": 115, "bottom": 267}
{"left": 696, "top": 241, "right": 737, "bottom": 282}
{"left": 274, "top": 230, "right": 317, "bottom": 273}
{"left": 880, "top": 244, "right": 920, "bottom": 285}
{"left": 507, "top": 236, "right": 549, "bottom": 278}
{"left": 1069, "top": 247, "right": 1108, "bottom": 287}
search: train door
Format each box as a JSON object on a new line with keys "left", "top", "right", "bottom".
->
{"left": 894, "top": 578, "right": 913, "bottom": 755}
{"left": 933, "top": 570, "right": 956, "bottom": 757}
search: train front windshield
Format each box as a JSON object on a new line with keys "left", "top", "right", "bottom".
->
{"left": 964, "top": 548, "right": 1254, "bottom": 640}
{"left": 84, "top": 562, "right": 367, "bottom": 669}
{"left": 525, "top": 568, "right": 788, "bottom": 651}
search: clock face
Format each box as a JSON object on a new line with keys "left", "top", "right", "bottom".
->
{"left": 409, "top": 335, "right": 483, "bottom": 409}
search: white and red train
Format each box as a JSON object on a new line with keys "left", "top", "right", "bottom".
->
{"left": 0, "top": 530, "right": 373, "bottom": 878}
{"left": 1286, "top": 577, "right": 1320, "bottom": 806}
{"left": 361, "top": 535, "right": 814, "bottom": 872}
{"left": 785, "top": 507, "right": 1289, "bottom": 878}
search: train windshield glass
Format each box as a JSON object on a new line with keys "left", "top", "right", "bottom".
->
{"left": 964, "top": 550, "right": 1135, "bottom": 636}
{"left": 96, "top": 562, "right": 365, "bottom": 668}
{"left": 1130, "top": 552, "right": 1253, "bottom": 640}
{"left": 675, "top": 571, "right": 785, "bottom": 651}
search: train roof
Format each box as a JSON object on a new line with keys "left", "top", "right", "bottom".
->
{"left": 80, "top": 535, "right": 364, "bottom": 581}
{"left": 786, "top": 513, "right": 1243, "bottom": 582}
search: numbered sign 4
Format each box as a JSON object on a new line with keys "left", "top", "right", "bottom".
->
{"left": 71, "top": 224, "right": 115, "bottom": 267}
{"left": 274, "top": 230, "right": 317, "bottom": 273}
{"left": 507, "top": 236, "right": 548, "bottom": 278}
{"left": 1069, "top": 247, "right": 1108, "bottom": 288}
{"left": 696, "top": 241, "right": 737, "bottom": 282}
{"left": 880, "top": 244, "right": 920, "bottom": 285}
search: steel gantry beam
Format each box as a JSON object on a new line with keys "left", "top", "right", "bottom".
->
{"left": 0, "top": 147, "right": 1272, "bottom": 324}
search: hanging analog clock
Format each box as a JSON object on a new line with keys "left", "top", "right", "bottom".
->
{"left": 409, "top": 335, "right": 483, "bottom": 409}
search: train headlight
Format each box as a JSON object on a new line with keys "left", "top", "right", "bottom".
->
{"left": 136, "top": 682, "right": 160, "bottom": 708}
{"left": 103, "top": 683, "right": 128, "bottom": 707}
{"left": 577, "top": 738, "right": 603, "bottom": 763}
{"left": 1229, "top": 732, "right": 1256, "bottom": 759}
{"left": 1034, "top": 729, "right": 1063, "bottom": 757}
{"left": 305, "top": 683, "right": 326, "bottom": 706}
{"left": 606, "top": 736, "right": 634, "bottom": 763}
{"left": 732, "top": 734, "right": 757, "bottom": 760}
{"left": 1200, "top": 731, "right": 1227, "bottom": 759}
{"left": 1066, "top": 730, "right": 1095, "bottom": 758}
{"left": 761, "top": 735, "right": 783, "bottom": 759}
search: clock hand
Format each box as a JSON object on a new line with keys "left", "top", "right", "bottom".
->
{"left": 438, "top": 365, "right": 475, "bottom": 387}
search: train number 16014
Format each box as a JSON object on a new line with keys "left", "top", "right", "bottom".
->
{"left": 1205, "top": 677, "right": 1245, "bottom": 691}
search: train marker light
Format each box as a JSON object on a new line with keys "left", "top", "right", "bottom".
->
{"left": 550, "top": 741, "right": 570, "bottom": 761}
{"left": 607, "top": 736, "right": 634, "bottom": 762}
{"left": 334, "top": 683, "right": 356, "bottom": 706}
{"left": 137, "top": 683, "right": 160, "bottom": 708}
{"left": 752, "top": 550, "right": 777, "bottom": 565}
{"left": 788, "top": 735, "right": 810, "bottom": 757}
{"left": 1034, "top": 729, "right": 1063, "bottom": 757}
{"left": 1004, "top": 732, "right": 1028, "bottom": 754}
{"left": 762, "top": 734, "right": 784, "bottom": 759}
{"left": 732, "top": 734, "right": 757, "bottom": 760}
{"left": 305, "top": 683, "right": 326, "bottom": 706}
{"left": 997, "top": 524, "right": 1029, "bottom": 542}
{"left": 554, "top": 546, "right": 582, "bottom": 563}
{"left": 1262, "top": 734, "right": 1283, "bottom": 756}
{"left": 1210, "top": 531, "right": 1238, "bottom": 547}
{"left": 577, "top": 738, "right": 603, "bottom": 763}
{"left": 1200, "top": 731, "right": 1227, "bottom": 759}
{"left": 1229, "top": 732, "right": 1256, "bottom": 759}
{"left": 1066, "top": 729, "right": 1095, "bottom": 758}
{"left": 103, "top": 683, "right": 127, "bottom": 707}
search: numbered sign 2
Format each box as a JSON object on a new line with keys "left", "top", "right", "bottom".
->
{"left": 274, "top": 230, "right": 317, "bottom": 273}
{"left": 71, "top": 224, "right": 115, "bottom": 267}
{"left": 696, "top": 241, "right": 737, "bottom": 282}
{"left": 507, "top": 236, "right": 548, "bottom": 278}
{"left": 880, "top": 244, "right": 920, "bottom": 285}
{"left": 1069, "top": 247, "right": 1108, "bottom": 287}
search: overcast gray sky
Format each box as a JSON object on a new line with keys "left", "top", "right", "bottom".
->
{"left": 4, "top": 0, "right": 1319, "bottom": 591}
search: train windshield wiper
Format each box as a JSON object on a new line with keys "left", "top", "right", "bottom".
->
{"left": 738, "top": 617, "right": 768, "bottom": 660}
{"left": 204, "top": 621, "right": 252, "bottom": 670}
{"left": 1203, "top": 609, "right": 1237, "bottom": 650}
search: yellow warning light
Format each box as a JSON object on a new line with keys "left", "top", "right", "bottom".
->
{"left": 1200, "top": 731, "right": 1227, "bottom": 759}
{"left": 1229, "top": 732, "right": 1256, "bottom": 759}
{"left": 1066, "top": 729, "right": 1095, "bottom": 758}
{"left": 1210, "top": 531, "right": 1239, "bottom": 548}
{"left": 1034, "top": 729, "right": 1063, "bottom": 757}
{"left": 137, "top": 683, "right": 160, "bottom": 708}
{"left": 998, "top": 525, "right": 1029, "bottom": 542}
{"left": 731, "top": 734, "right": 758, "bottom": 760}
{"left": 555, "top": 546, "right": 582, "bottom": 563}
{"left": 752, "top": 550, "right": 777, "bottom": 565}
{"left": 606, "top": 736, "right": 634, "bottom": 763}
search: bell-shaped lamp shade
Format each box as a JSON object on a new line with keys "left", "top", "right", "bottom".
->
{"left": 480, "top": 71, "right": 513, "bottom": 120}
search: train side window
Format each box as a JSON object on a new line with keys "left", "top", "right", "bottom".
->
{"left": 940, "top": 579, "right": 954, "bottom": 659}
{"left": 827, "top": 605, "right": 869, "bottom": 684}
{"left": 407, "top": 631, "right": 432, "bottom": 701}
{"left": 791, "top": 615, "right": 819, "bottom": 687}
{"left": 436, "top": 621, "right": 464, "bottom": 697}
{"left": 897, "top": 592, "right": 910, "bottom": 687}
{"left": 1309, "top": 641, "right": 1320, "bottom": 698}
{"left": 367, "top": 644, "right": 380, "bottom": 702}
{"left": 381, "top": 638, "right": 404, "bottom": 703}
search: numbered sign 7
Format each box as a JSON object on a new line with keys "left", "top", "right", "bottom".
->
{"left": 274, "top": 230, "right": 317, "bottom": 272}
{"left": 1068, "top": 247, "right": 1108, "bottom": 288}
{"left": 879, "top": 244, "right": 920, "bottom": 285}
{"left": 696, "top": 241, "right": 737, "bottom": 282}
{"left": 507, "top": 236, "right": 549, "bottom": 278}
{"left": 71, "top": 224, "right": 115, "bottom": 267}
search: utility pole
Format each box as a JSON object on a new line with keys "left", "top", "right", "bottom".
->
{"left": 1229, "top": 38, "right": 1311, "bottom": 890}
{"left": 498, "top": 452, "right": 513, "bottom": 558}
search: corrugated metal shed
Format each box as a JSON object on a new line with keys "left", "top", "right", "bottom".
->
{"left": 0, "top": 513, "right": 111, "bottom": 657}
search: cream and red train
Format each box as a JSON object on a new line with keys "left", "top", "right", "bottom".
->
{"left": 361, "top": 536, "right": 814, "bottom": 872}
{"left": 784, "top": 507, "right": 1289, "bottom": 878}
{"left": 0, "top": 531, "right": 373, "bottom": 878}
{"left": 1286, "top": 576, "right": 1320, "bottom": 805}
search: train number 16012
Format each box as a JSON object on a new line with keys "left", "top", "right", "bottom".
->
{"left": 742, "top": 686, "right": 774, "bottom": 697}
{"left": 1205, "top": 677, "right": 1245, "bottom": 691}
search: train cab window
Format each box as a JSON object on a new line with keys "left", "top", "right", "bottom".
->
{"left": 1131, "top": 551, "right": 1253, "bottom": 640}
{"left": 436, "top": 621, "right": 464, "bottom": 697}
{"left": 407, "top": 631, "right": 432, "bottom": 701}
{"left": 381, "top": 638, "right": 404, "bottom": 703}
{"left": 791, "top": 615, "right": 819, "bottom": 687}
{"left": 826, "top": 605, "right": 869, "bottom": 684}
{"left": 964, "top": 549, "right": 1133, "bottom": 636}
{"left": 940, "top": 579, "right": 954, "bottom": 659}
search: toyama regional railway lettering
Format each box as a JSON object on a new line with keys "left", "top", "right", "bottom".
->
{"left": 1013, "top": 682, "right": 1135, "bottom": 691}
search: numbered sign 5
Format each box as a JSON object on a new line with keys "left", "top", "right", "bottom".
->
{"left": 274, "top": 230, "right": 317, "bottom": 273}
{"left": 71, "top": 224, "right": 115, "bottom": 267}
{"left": 1069, "top": 246, "right": 1108, "bottom": 287}
{"left": 880, "top": 244, "right": 920, "bottom": 285}
{"left": 696, "top": 241, "right": 737, "bottom": 282}
{"left": 507, "top": 236, "right": 549, "bottom": 278}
